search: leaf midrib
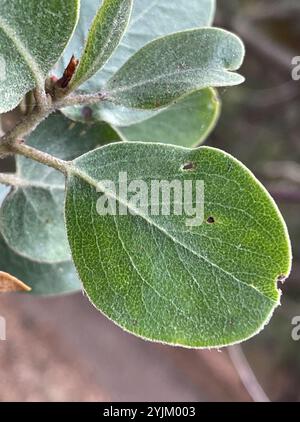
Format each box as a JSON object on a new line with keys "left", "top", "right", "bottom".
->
{"left": 73, "top": 0, "right": 133, "bottom": 89}
{"left": 69, "top": 165, "right": 277, "bottom": 305}
{"left": 107, "top": 67, "right": 242, "bottom": 96}
{"left": 92, "top": 0, "right": 132, "bottom": 68}
{"left": 129, "top": 0, "right": 159, "bottom": 27}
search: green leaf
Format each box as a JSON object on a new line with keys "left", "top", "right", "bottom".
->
{"left": 0, "top": 0, "right": 80, "bottom": 113}
{"left": 104, "top": 28, "right": 245, "bottom": 110}
{"left": 0, "top": 233, "right": 81, "bottom": 295}
{"left": 65, "top": 142, "right": 291, "bottom": 348}
{"left": 70, "top": 0, "right": 133, "bottom": 91}
{"left": 117, "top": 88, "right": 220, "bottom": 147}
{"left": 0, "top": 183, "right": 81, "bottom": 295}
{"left": 60, "top": 0, "right": 216, "bottom": 125}
{"left": 0, "top": 113, "right": 121, "bottom": 263}
{"left": 0, "top": 186, "right": 68, "bottom": 262}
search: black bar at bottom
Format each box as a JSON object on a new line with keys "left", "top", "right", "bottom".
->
{"left": 0, "top": 402, "right": 294, "bottom": 418}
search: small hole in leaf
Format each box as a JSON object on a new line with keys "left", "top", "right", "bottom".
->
{"left": 181, "top": 162, "right": 196, "bottom": 171}
{"left": 277, "top": 274, "right": 287, "bottom": 285}
{"left": 207, "top": 216, "right": 215, "bottom": 224}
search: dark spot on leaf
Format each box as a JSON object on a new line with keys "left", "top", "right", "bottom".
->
{"left": 207, "top": 216, "right": 215, "bottom": 224}
{"left": 178, "top": 63, "right": 188, "bottom": 70}
{"left": 82, "top": 106, "right": 93, "bottom": 120}
{"left": 181, "top": 162, "right": 196, "bottom": 171}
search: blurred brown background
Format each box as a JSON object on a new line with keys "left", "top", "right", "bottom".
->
{"left": 0, "top": 0, "right": 300, "bottom": 402}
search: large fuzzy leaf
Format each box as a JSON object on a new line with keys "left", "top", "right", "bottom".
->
{"left": 104, "top": 28, "right": 244, "bottom": 109}
{"left": 0, "top": 0, "right": 80, "bottom": 113}
{"left": 59, "top": 0, "right": 216, "bottom": 125}
{"left": 65, "top": 142, "right": 291, "bottom": 347}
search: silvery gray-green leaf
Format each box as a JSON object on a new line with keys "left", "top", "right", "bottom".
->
{"left": 0, "top": 233, "right": 81, "bottom": 295}
{"left": 118, "top": 88, "right": 220, "bottom": 147}
{"left": 0, "top": 183, "right": 81, "bottom": 295}
{"left": 70, "top": 0, "right": 133, "bottom": 90}
{"left": 65, "top": 142, "right": 291, "bottom": 347}
{"left": 59, "top": 0, "right": 216, "bottom": 125}
{"left": 0, "top": 185, "right": 69, "bottom": 262}
{"left": 0, "top": 0, "right": 80, "bottom": 113}
{"left": 0, "top": 113, "right": 121, "bottom": 263}
{"left": 105, "top": 28, "right": 245, "bottom": 109}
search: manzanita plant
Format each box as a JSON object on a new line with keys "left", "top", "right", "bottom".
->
{"left": 0, "top": 0, "right": 292, "bottom": 348}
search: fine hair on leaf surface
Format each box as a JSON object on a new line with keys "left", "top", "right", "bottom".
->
{"left": 0, "top": 0, "right": 292, "bottom": 349}
{"left": 64, "top": 142, "right": 291, "bottom": 348}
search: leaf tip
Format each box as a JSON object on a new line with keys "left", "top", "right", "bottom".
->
{"left": 0, "top": 271, "right": 31, "bottom": 293}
